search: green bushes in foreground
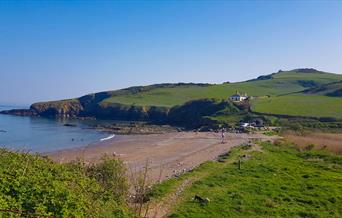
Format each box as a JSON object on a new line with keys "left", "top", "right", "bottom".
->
{"left": 0, "top": 149, "right": 133, "bottom": 217}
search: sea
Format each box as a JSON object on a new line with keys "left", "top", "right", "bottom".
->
{"left": 0, "top": 105, "right": 114, "bottom": 153}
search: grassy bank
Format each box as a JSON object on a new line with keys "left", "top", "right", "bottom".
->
{"left": 149, "top": 142, "right": 342, "bottom": 217}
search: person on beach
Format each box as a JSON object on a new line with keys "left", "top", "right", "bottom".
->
{"left": 220, "top": 128, "right": 225, "bottom": 144}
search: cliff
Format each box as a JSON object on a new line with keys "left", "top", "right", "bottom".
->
{"left": 30, "top": 99, "right": 83, "bottom": 117}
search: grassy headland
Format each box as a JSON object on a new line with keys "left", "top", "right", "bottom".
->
{"left": 2, "top": 68, "right": 342, "bottom": 129}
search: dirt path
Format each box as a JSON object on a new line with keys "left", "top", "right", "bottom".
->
{"left": 147, "top": 178, "right": 193, "bottom": 218}
{"left": 146, "top": 143, "right": 265, "bottom": 218}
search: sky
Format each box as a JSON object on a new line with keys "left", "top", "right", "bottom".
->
{"left": 1, "top": 1, "right": 342, "bottom": 105}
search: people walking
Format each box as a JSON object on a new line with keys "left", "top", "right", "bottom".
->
{"left": 221, "top": 128, "right": 225, "bottom": 144}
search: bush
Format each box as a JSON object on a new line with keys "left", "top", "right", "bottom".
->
{"left": 304, "top": 144, "right": 315, "bottom": 151}
{"left": 0, "top": 149, "right": 132, "bottom": 217}
{"left": 86, "top": 156, "right": 128, "bottom": 200}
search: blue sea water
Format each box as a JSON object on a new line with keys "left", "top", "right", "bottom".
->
{"left": 0, "top": 105, "right": 112, "bottom": 153}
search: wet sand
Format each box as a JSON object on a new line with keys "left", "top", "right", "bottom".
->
{"left": 48, "top": 132, "right": 277, "bottom": 181}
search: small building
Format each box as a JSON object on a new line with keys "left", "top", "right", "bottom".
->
{"left": 229, "top": 91, "right": 248, "bottom": 102}
{"left": 240, "top": 122, "right": 251, "bottom": 128}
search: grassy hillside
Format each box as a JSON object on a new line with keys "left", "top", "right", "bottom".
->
{"left": 304, "top": 81, "right": 342, "bottom": 97}
{"left": 251, "top": 95, "right": 342, "bottom": 119}
{"left": 149, "top": 141, "right": 342, "bottom": 217}
{"left": 103, "top": 69, "right": 342, "bottom": 107}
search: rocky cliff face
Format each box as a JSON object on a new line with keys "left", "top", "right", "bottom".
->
{"left": 88, "top": 103, "right": 169, "bottom": 122}
{"left": 1, "top": 96, "right": 239, "bottom": 129}
{"left": 23, "top": 96, "right": 170, "bottom": 122}
{"left": 30, "top": 100, "right": 84, "bottom": 117}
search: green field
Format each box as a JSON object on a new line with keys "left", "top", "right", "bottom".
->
{"left": 101, "top": 80, "right": 303, "bottom": 107}
{"left": 103, "top": 71, "right": 342, "bottom": 107}
{"left": 272, "top": 70, "right": 342, "bottom": 81}
{"left": 150, "top": 142, "right": 342, "bottom": 217}
{"left": 251, "top": 95, "right": 342, "bottom": 119}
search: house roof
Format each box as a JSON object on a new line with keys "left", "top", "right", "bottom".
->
{"left": 230, "top": 94, "right": 246, "bottom": 97}
{"left": 230, "top": 94, "right": 242, "bottom": 97}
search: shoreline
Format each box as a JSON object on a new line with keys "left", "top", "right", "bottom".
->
{"left": 48, "top": 131, "right": 278, "bottom": 182}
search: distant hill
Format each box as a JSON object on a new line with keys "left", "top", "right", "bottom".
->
{"left": 250, "top": 70, "right": 342, "bottom": 119}
{"left": 2, "top": 68, "right": 342, "bottom": 125}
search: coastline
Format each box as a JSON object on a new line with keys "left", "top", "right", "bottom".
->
{"left": 89, "top": 121, "right": 180, "bottom": 135}
{"left": 48, "top": 131, "right": 278, "bottom": 182}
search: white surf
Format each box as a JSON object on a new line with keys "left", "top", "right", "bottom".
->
{"left": 100, "top": 134, "right": 115, "bottom": 141}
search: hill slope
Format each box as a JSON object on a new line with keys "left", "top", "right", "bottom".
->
{"left": 2, "top": 68, "right": 342, "bottom": 123}
{"left": 303, "top": 81, "right": 342, "bottom": 97}
{"left": 103, "top": 69, "right": 342, "bottom": 107}
{"left": 251, "top": 95, "right": 342, "bottom": 119}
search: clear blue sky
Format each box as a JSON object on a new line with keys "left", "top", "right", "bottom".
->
{"left": 1, "top": 1, "right": 342, "bottom": 105}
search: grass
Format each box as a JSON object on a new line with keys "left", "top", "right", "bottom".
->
{"left": 273, "top": 70, "right": 342, "bottom": 81}
{"left": 207, "top": 113, "right": 246, "bottom": 125}
{"left": 102, "top": 71, "right": 342, "bottom": 108}
{"left": 102, "top": 81, "right": 308, "bottom": 107}
{"left": 150, "top": 142, "right": 342, "bottom": 218}
{"left": 283, "top": 131, "right": 342, "bottom": 154}
{"left": 251, "top": 95, "right": 342, "bottom": 119}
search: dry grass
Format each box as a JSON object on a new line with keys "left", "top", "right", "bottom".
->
{"left": 283, "top": 131, "right": 342, "bottom": 154}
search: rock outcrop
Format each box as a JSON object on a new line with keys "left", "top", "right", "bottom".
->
{"left": 30, "top": 99, "right": 84, "bottom": 117}
{"left": 0, "top": 109, "right": 37, "bottom": 116}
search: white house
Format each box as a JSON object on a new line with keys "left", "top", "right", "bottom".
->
{"left": 229, "top": 91, "right": 248, "bottom": 102}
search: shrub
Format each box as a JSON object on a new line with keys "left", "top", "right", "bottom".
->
{"left": 304, "top": 144, "right": 315, "bottom": 151}
{"left": 0, "top": 149, "right": 132, "bottom": 217}
{"left": 86, "top": 156, "right": 128, "bottom": 200}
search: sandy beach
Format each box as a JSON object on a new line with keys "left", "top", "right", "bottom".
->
{"left": 49, "top": 132, "right": 277, "bottom": 181}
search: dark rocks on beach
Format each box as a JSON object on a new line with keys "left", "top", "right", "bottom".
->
{"left": 63, "top": 123, "right": 77, "bottom": 127}
{"left": 92, "top": 122, "right": 177, "bottom": 135}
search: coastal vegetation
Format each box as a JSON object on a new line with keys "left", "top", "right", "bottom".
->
{"left": 148, "top": 141, "right": 342, "bottom": 217}
{"left": 0, "top": 150, "right": 132, "bottom": 217}
{"left": 283, "top": 131, "right": 342, "bottom": 154}
{"left": 0, "top": 136, "right": 341, "bottom": 217}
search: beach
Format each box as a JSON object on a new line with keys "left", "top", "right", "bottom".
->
{"left": 49, "top": 131, "right": 278, "bottom": 181}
